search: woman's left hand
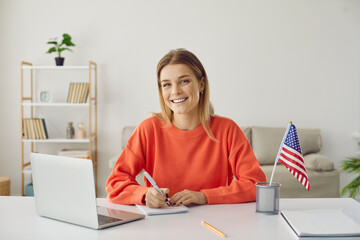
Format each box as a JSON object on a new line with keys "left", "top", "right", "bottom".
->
{"left": 170, "top": 189, "right": 208, "bottom": 206}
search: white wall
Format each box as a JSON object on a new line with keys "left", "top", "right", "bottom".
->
{"left": 0, "top": 0, "right": 359, "bottom": 197}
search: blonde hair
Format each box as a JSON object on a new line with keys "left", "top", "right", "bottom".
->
{"left": 155, "top": 48, "right": 216, "bottom": 141}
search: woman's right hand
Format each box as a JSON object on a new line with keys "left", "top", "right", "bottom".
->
{"left": 144, "top": 187, "right": 170, "bottom": 208}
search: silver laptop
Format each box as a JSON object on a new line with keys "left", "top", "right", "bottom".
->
{"left": 30, "top": 152, "right": 144, "bottom": 229}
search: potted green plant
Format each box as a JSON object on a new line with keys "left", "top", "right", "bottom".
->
{"left": 340, "top": 155, "right": 360, "bottom": 199}
{"left": 46, "top": 33, "right": 75, "bottom": 66}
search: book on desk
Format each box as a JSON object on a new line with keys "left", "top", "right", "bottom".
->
{"left": 281, "top": 209, "right": 360, "bottom": 240}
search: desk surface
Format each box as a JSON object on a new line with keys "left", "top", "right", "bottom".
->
{"left": 0, "top": 197, "right": 359, "bottom": 240}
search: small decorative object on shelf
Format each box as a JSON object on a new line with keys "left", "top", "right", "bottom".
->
{"left": 39, "top": 90, "right": 52, "bottom": 103}
{"left": 66, "top": 122, "right": 75, "bottom": 139}
{"left": 46, "top": 33, "right": 75, "bottom": 66}
{"left": 77, "top": 122, "right": 86, "bottom": 139}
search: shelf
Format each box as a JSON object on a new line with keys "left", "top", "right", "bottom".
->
{"left": 22, "top": 138, "right": 90, "bottom": 143}
{"left": 21, "top": 66, "right": 92, "bottom": 70}
{"left": 22, "top": 103, "right": 89, "bottom": 107}
{"left": 20, "top": 60, "right": 98, "bottom": 196}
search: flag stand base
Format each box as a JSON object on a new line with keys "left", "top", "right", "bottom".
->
{"left": 255, "top": 182, "right": 281, "bottom": 214}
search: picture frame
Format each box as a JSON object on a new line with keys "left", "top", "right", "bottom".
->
{"left": 39, "top": 90, "right": 52, "bottom": 103}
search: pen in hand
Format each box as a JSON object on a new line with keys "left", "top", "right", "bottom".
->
{"left": 144, "top": 171, "right": 171, "bottom": 206}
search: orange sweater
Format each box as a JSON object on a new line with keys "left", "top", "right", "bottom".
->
{"left": 106, "top": 115, "right": 266, "bottom": 205}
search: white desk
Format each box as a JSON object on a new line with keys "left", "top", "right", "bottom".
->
{"left": 0, "top": 197, "right": 359, "bottom": 240}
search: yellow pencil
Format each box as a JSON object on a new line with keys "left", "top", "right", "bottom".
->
{"left": 201, "top": 221, "right": 227, "bottom": 237}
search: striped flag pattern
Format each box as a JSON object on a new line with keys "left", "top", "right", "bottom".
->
{"left": 278, "top": 123, "right": 310, "bottom": 191}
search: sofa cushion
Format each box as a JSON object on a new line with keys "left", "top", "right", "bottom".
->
{"left": 298, "top": 128, "right": 323, "bottom": 155}
{"left": 252, "top": 126, "right": 322, "bottom": 165}
{"left": 107, "top": 126, "right": 136, "bottom": 169}
{"left": 121, "top": 126, "right": 136, "bottom": 149}
{"left": 304, "top": 153, "right": 334, "bottom": 171}
{"left": 240, "top": 127, "right": 251, "bottom": 143}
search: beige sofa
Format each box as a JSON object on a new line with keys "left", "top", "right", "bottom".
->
{"left": 109, "top": 126, "right": 340, "bottom": 198}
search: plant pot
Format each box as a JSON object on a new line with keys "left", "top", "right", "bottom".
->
{"left": 55, "top": 57, "right": 65, "bottom": 66}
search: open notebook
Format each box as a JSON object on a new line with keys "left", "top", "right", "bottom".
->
{"left": 136, "top": 204, "right": 188, "bottom": 216}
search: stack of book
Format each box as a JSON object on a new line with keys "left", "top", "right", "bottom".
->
{"left": 58, "top": 149, "right": 90, "bottom": 159}
{"left": 67, "top": 82, "right": 89, "bottom": 103}
{"left": 22, "top": 118, "right": 48, "bottom": 139}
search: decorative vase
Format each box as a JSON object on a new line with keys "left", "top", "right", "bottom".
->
{"left": 66, "top": 122, "right": 74, "bottom": 139}
{"left": 55, "top": 57, "right": 64, "bottom": 66}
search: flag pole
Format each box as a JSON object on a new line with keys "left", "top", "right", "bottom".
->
{"left": 269, "top": 121, "right": 292, "bottom": 185}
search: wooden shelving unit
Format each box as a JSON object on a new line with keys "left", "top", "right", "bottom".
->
{"left": 20, "top": 61, "right": 98, "bottom": 196}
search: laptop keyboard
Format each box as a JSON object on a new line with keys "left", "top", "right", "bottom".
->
{"left": 98, "top": 214, "right": 122, "bottom": 225}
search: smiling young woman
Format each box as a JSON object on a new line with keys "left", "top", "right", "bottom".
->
{"left": 155, "top": 49, "right": 215, "bottom": 140}
{"left": 106, "top": 49, "right": 266, "bottom": 208}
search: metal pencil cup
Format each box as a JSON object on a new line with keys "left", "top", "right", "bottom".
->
{"left": 255, "top": 182, "right": 281, "bottom": 214}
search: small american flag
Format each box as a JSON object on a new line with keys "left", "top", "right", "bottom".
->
{"left": 277, "top": 123, "right": 310, "bottom": 191}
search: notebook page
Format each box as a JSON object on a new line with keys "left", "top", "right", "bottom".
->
{"left": 136, "top": 204, "right": 188, "bottom": 216}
